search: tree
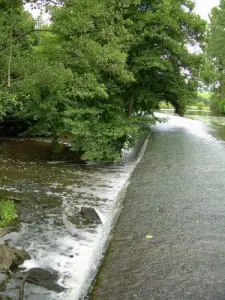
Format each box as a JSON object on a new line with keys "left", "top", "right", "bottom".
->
{"left": 203, "top": 1, "right": 225, "bottom": 114}
{"left": 17, "top": 0, "right": 150, "bottom": 161}
{"left": 0, "top": 0, "right": 36, "bottom": 119}
{"left": 0, "top": 0, "right": 206, "bottom": 160}
{"left": 122, "top": 0, "right": 206, "bottom": 116}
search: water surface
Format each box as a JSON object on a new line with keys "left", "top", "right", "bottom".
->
{"left": 0, "top": 138, "right": 145, "bottom": 300}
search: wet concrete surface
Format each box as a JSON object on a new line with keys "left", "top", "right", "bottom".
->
{"left": 91, "top": 117, "right": 225, "bottom": 300}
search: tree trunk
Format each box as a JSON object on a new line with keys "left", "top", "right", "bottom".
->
{"left": 7, "top": 26, "right": 13, "bottom": 88}
{"left": 218, "top": 62, "right": 225, "bottom": 101}
{"left": 127, "top": 98, "right": 134, "bottom": 117}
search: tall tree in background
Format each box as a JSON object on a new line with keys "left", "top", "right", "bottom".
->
{"left": 203, "top": 0, "right": 225, "bottom": 114}
{"left": 0, "top": 0, "right": 36, "bottom": 118}
{"left": 123, "top": 0, "right": 205, "bottom": 116}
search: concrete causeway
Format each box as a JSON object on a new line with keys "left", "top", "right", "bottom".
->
{"left": 90, "top": 116, "right": 225, "bottom": 300}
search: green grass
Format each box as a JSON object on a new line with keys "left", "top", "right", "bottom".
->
{"left": 186, "top": 105, "right": 210, "bottom": 111}
{"left": 198, "top": 91, "right": 212, "bottom": 100}
{"left": 159, "top": 102, "right": 173, "bottom": 109}
{"left": 0, "top": 199, "right": 18, "bottom": 227}
{"left": 186, "top": 115, "right": 225, "bottom": 127}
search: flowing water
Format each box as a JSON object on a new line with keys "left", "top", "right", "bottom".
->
{"left": 90, "top": 114, "right": 225, "bottom": 300}
{"left": 1, "top": 112, "right": 224, "bottom": 300}
{"left": 159, "top": 109, "right": 225, "bottom": 141}
{"left": 0, "top": 137, "right": 147, "bottom": 300}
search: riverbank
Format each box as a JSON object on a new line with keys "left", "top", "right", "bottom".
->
{"left": 90, "top": 115, "right": 225, "bottom": 300}
{"left": 186, "top": 114, "right": 225, "bottom": 126}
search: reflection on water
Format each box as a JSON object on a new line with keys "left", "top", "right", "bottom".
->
{"left": 0, "top": 138, "right": 147, "bottom": 300}
{"left": 0, "top": 138, "right": 82, "bottom": 162}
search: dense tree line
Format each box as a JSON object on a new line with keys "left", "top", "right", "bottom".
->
{"left": 202, "top": 0, "right": 225, "bottom": 115}
{"left": 0, "top": 0, "right": 205, "bottom": 160}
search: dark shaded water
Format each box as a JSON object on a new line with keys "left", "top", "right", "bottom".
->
{"left": 0, "top": 138, "right": 82, "bottom": 162}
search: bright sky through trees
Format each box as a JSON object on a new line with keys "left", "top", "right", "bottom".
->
{"left": 195, "top": 0, "right": 219, "bottom": 20}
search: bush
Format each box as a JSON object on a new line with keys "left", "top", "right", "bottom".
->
{"left": 0, "top": 199, "right": 18, "bottom": 227}
{"left": 159, "top": 102, "right": 173, "bottom": 109}
{"left": 210, "top": 96, "right": 225, "bottom": 115}
{"left": 196, "top": 102, "right": 205, "bottom": 110}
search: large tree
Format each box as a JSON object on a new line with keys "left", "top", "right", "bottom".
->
{"left": 123, "top": 0, "right": 205, "bottom": 116}
{"left": 203, "top": 0, "right": 225, "bottom": 114}
{"left": 17, "top": 0, "right": 147, "bottom": 160}
{"left": 0, "top": 0, "right": 206, "bottom": 160}
{"left": 0, "top": 0, "right": 36, "bottom": 119}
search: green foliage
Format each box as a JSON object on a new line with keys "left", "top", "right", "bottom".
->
{"left": 122, "top": 0, "right": 206, "bottom": 117}
{"left": 199, "top": 91, "right": 211, "bottom": 100}
{"left": 185, "top": 91, "right": 211, "bottom": 111}
{"left": 0, "top": 89, "right": 17, "bottom": 120}
{"left": 0, "top": 0, "right": 36, "bottom": 118}
{"left": 159, "top": 102, "right": 173, "bottom": 109}
{"left": 0, "top": 199, "right": 18, "bottom": 227}
{"left": 203, "top": 1, "right": 225, "bottom": 110}
{"left": 0, "top": 0, "right": 206, "bottom": 160}
{"left": 196, "top": 102, "right": 206, "bottom": 110}
{"left": 210, "top": 94, "right": 225, "bottom": 115}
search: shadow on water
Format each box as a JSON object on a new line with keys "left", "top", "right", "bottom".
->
{"left": 0, "top": 138, "right": 82, "bottom": 163}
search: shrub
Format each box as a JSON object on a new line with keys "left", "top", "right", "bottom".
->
{"left": 209, "top": 95, "right": 225, "bottom": 115}
{"left": 197, "top": 102, "right": 205, "bottom": 110}
{"left": 0, "top": 199, "right": 18, "bottom": 227}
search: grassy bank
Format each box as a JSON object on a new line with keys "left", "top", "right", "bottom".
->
{"left": 186, "top": 115, "right": 225, "bottom": 127}
{"left": 160, "top": 91, "right": 212, "bottom": 112}
{"left": 186, "top": 105, "right": 210, "bottom": 111}
{"left": 159, "top": 102, "right": 210, "bottom": 111}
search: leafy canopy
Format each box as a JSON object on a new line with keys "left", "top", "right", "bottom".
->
{"left": 0, "top": 0, "right": 206, "bottom": 160}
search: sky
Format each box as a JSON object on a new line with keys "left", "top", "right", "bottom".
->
{"left": 194, "top": 0, "right": 220, "bottom": 20}
{"left": 27, "top": 0, "right": 220, "bottom": 24}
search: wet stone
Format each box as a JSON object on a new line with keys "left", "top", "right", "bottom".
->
{"left": 0, "top": 228, "right": 16, "bottom": 239}
{"left": 81, "top": 207, "right": 102, "bottom": 223}
{"left": 0, "top": 245, "right": 30, "bottom": 271}
{"left": 16, "top": 268, "right": 65, "bottom": 293}
{"left": 0, "top": 273, "right": 7, "bottom": 291}
{"left": 0, "top": 247, "right": 11, "bottom": 272}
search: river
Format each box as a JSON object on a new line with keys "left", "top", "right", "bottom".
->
{"left": 0, "top": 137, "right": 147, "bottom": 300}
{"left": 1, "top": 111, "right": 225, "bottom": 300}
